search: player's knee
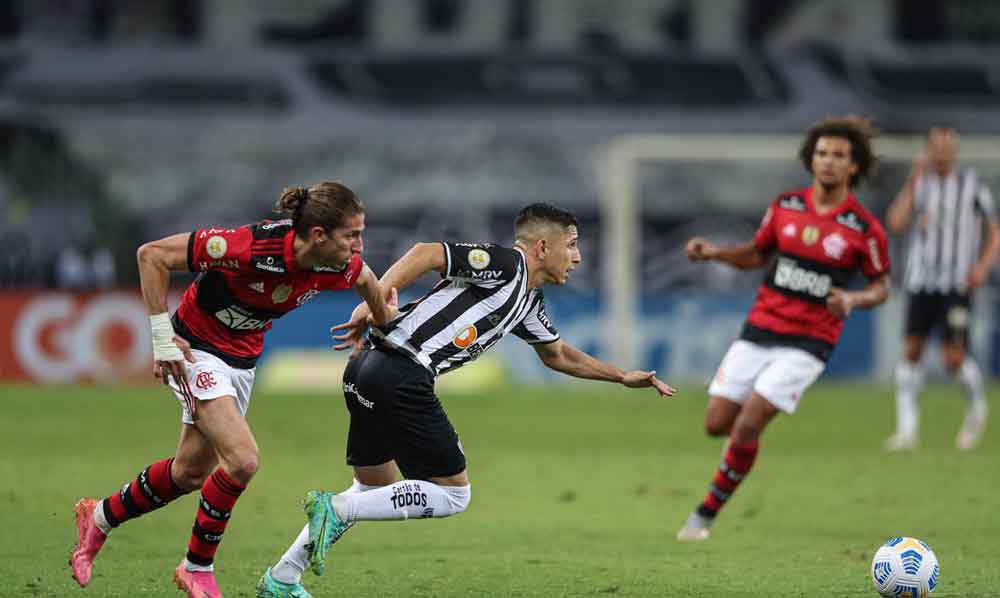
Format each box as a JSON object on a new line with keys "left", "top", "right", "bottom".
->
{"left": 705, "top": 417, "right": 731, "bottom": 437}
{"left": 171, "top": 464, "right": 212, "bottom": 491}
{"left": 943, "top": 353, "right": 964, "bottom": 373}
{"left": 731, "top": 420, "right": 762, "bottom": 444}
{"left": 225, "top": 451, "right": 260, "bottom": 484}
{"left": 443, "top": 484, "right": 471, "bottom": 516}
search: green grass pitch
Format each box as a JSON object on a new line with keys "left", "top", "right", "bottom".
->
{"left": 1, "top": 380, "right": 997, "bottom": 597}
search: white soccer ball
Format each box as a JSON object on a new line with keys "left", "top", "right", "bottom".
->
{"left": 871, "top": 537, "right": 940, "bottom": 597}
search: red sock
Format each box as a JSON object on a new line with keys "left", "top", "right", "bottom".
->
{"left": 699, "top": 438, "right": 759, "bottom": 517}
{"left": 102, "top": 457, "right": 187, "bottom": 528}
{"left": 186, "top": 468, "right": 246, "bottom": 567}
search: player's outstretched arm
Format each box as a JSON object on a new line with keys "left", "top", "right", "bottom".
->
{"left": 352, "top": 263, "right": 396, "bottom": 326}
{"left": 136, "top": 233, "right": 196, "bottom": 385}
{"left": 686, "top": 238, "right": 769, "bottom": 270}
{"left": 532, "top": 340, "right": 676, "bottom": 397}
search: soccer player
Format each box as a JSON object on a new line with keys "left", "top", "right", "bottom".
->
{"left": 675, "top": 116, "right": 891, "bottom": 541}
{"left": 885, "top": 127, "right": 998, "bottom": 451}
{"left": 254, "top": 203, "right": 676, "bottom": 598}
{"left": 70, "top": 182, "right": 394, "bottom": 598}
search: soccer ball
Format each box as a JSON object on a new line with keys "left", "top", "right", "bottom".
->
{"left": 871, "top": 537, "right": 940, "bottom": 597}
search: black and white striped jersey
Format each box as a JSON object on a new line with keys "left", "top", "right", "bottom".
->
{"left": 904, "top": 167, "right": 996, "bottom": 294}
{"left": 370, "top": 242, "right": 560, "bottom": 376}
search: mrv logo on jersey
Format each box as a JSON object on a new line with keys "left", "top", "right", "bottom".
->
{"left": 772, "top": 257, "right": 832, "bottom": 298}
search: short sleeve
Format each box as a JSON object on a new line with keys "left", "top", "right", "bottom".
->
{"left": 443, "top": 242, "right": 520, "bottom": 285}
{"left": 188, "top": 226, "right": 252, "bottom": 273}
{"left": 512, "top": 292, "right": 560, "bottom": 345}
{"left": 861, "top": 220, "right": 891, "bottom": 279}
{"left": 753, "top": 204, "right": 777, "bottom": 252}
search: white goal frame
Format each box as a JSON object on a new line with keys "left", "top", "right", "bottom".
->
{"left": 600, "top": 133, "right": 1000, "bottom": 370}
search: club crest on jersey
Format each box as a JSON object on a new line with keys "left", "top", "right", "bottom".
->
{"left": 822, "top": 232, "right": 848, "bottom": 259}
{"left": 206, "top": 236, "right": 228, "bottom": 259}
{"left": 782, "top": 223, "right": 797, "bottom": 238}
{"left": 271, "top": 283, "right": 293, "bottom": 304}
{"left": 453, "top": 325, "right": 478, "bottom": 349}
{"left": 801, "top": 226, "right": 820, "bottom": 245}
{"left": 468, "top": 249, "right": 491, "bottom": 270}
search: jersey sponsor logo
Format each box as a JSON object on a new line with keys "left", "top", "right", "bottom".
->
{"left": 867, "top": 237, "right": 884, "bottom": 272}
{"left": 468, "top": 249, "right": 491, "bottom": 270}
{"left": 801, "top": 226, "right": 820, "bottom": 245}
{"left": 271, "top": 283, "right": 293, "bottom": 304}
{"left": 782, "top": 223, "right": 797, "bottom": 237}
{"left": 199, "top": 228, "right": 236, "bottom": 238}
{"left": 536, "top": 307, "right": 553, "bottom": 330}
{"left": 312, "top": 264, "right": 345, "bottom": 273}
{"left": 779, "top": 195, "right": 806, "bottom": 211}
{"left": 206, "top": 236, "right": 228, "bottom": 259}
{"left": 195, "top": 371, "right": 217, "bottom": 390}
{"left": 254, "top": 256, "right": 286, "bottom": 274}
{"left": 835, "top": 210, "right": 868, "bottom": 233}
{"left": 296, "top": 289, "right": 320, "bottom": 306}
{"left": 197, "top": 259, "right": 238, "bottom": 271}
{"left": 213, "top": 305, "right": 272, "bottom": 330}
{"left": 773, "top": 257, "right": 832, "bottom": 298}
{"left": 248, "top": 281, "right": 265, "bottom": 293}
{"left": 453, "top": 325, "right": 478, "bottom": 348}
{"left": 453, "top": 242, "right": 490, "bottom": 248}
{"left": 486, "top": 312, "right": 503, "bottom": 326}
{"left": 822, "top": 232, "right": 848, "bottom": 260}
{"left": 261, "top": 219, "right": 292, "bottom": 230}
{"left": 343, "top": 382, "right": 373, "bottom": 409}
{"left": 470, "top": 269, "right": 503, "bottom": 280}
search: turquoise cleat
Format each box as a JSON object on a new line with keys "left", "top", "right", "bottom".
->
{"left": 304, "top": 490, "right": 350, "bottom": 576}
{"left": 255, "top": 566, "right": 313, "bottom": 598}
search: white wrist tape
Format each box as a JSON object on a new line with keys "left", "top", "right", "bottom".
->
{"left": 150, "top": 312, "right": 184, "bottom": 362}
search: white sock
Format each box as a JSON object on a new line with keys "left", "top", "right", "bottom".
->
{"left": 92, "top": 500, "right": 112, "bottom": 536}
{"left": 956, "top": 358, "right": 988, "bottom": 418}
{"left": 271, "top": 479, "right": 379, "bottom": 585}
{"left": 183, "top": 557, "right": 213, "bottom": 572}
{"left": 895, "top": 361, "right": 925, "bottom": 437}
{"left": 331, "top": 480, "right": 471, "bottom": 523}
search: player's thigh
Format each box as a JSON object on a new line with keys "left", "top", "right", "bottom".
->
{"left": 168, "top": 349, "right": 255, "bottom": 425}
{"left": 941, "top": 294, "right": 972, "bottom": 354}
{"left": 753, "top": 347, "right": 825, "bottom": 414}
{"left": 707, "top": 340, "right": 773, "bottom": 404}
{"left": 193, "top": 396, "right": 260, "bottom": 480}
{"left": 904, "top": 292, "right": 937, "bottom": 342}
{"left": 343, "top": 349, "right": 395, "bottom": 470}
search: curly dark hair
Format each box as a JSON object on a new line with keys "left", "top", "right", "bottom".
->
{"left": 798, "top": 116, "right": 878, "bottom": 188}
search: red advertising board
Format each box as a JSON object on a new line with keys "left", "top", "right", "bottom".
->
{"left": 0, "top": 291, "right": 156, "bottom": 383}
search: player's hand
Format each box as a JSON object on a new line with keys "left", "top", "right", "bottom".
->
{"left": 331, "top": 302, "right": 374, "bottom": 354}
{"left": 826, "top": 287, "right": 854, "bottom": 319}
{"left": 685, "top": 237, "right": 716, "bottom": 262}
{"left": 621, "top": 370, "right": 676, "bottom": 397}
{"left": 153, "top": 335, "right": 196, "bottom": 385}
{"left": 910, "top": 155, "right": 927, "bottom": 182}
{"left": 967, "top": 266, "right": 989, "bottom": 290}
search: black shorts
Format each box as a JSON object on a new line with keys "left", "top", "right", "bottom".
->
{"left": 904, "top": 291, "right": 972, "bottom": 346}
{"left": 343, "top": 346, "right": 465, "bottom": 480}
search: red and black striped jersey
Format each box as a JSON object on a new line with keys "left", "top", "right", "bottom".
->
{"left": 172, "top": 218, "right": 363, "bottom": 368}
{"left": 742, "top": 187, "right": 890, "bottom": 360}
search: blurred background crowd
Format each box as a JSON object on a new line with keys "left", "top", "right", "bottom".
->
{"left": 2, "top": 0, "right": 1000, "bottom": 385}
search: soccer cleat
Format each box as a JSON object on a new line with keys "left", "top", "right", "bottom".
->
{"left": 173, "top": 562, "right": 222, "bottom": 598}
{"left": 884, "top": 432, "right": 918, "bottom": 452}
{"left": 256, "top": 566, "right": 313, "bottom": 598}
{"left": 70, "top": 498, "right": 107, "bottom": 587}
{"left": 675, "top": 510, "right": 713, "bottom": 542}
{"left": 304, "top": 490, "right": 350, "bottom": 576}
{"left": 956, "top": 409, "right": 987, "bottom": 451}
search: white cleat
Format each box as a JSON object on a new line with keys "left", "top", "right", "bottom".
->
{"left": 676, "top": 511, "right": 713, "bottom": 542}
{"left": 956, "top": 410, "right": 987, "bottom": 451}
{"left": 885, "top": 433, "right": 918, "bottom": 452}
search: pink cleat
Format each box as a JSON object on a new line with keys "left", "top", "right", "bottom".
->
{"left": 70, "top": 498, "right": 107, "bottom": 587}
{"left": 173, "top": 562, "right": 223, "bottom": 598}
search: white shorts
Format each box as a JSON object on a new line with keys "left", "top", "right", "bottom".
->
{"left": 707, "top": 340, "right": 825, "bottom": 414}
{"left": 167, "top": 349, "right": 256, "bottom": 424}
